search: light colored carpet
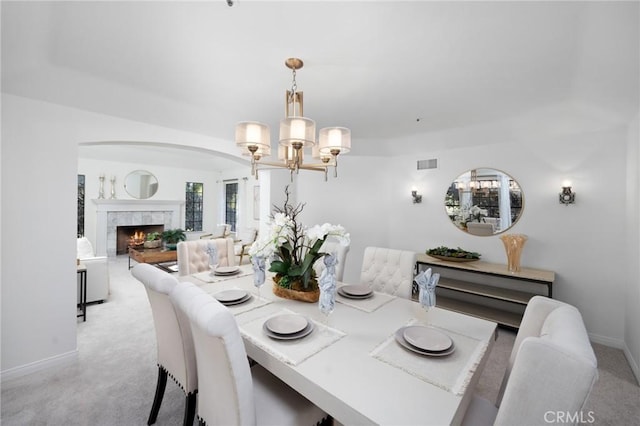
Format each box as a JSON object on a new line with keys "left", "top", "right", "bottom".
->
{"left": 1, "top": 256, "right": 638, "bottom": 425}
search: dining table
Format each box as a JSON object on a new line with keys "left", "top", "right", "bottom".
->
{"left": 180, "top": 265, "right": 497, "bottom": 425}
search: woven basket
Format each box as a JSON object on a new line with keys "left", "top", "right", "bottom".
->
{"left": 272, "top": 281, "right": 320, "bottom": 303}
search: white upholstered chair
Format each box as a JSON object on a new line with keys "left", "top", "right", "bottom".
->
{"left": 313, "top": 240, "right": 350, "bottom": 282}
{"left": 130, "top": 264, "right": 197, "bottom": 426}
{"left": 359, "top": 247, "right": 416, "bottom": 299}
{"left": 76, "top": 237, "right": 110, "bottom": 303}
{"left": 234, "top": 227, "right": 258, "bottom": 265}
{"left": 170, "top": 281, "right": 329, "bottom": 426}
{"left": 462, "top": 296, "right": 598, "bottom": 426}
{"left": 177, "top": 237, "right": 235, "bottom": 276}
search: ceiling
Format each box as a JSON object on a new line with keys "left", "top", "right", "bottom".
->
{"left": 2, "top": 1, "right": 638, "bottom": 171}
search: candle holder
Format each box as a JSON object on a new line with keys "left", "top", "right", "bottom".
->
{"left": 500, "top": 234, "right": 527, "bottom": 273}
{"left": 109, "top": 176, "right": 117, "bottom": 199}
{"left": 98, "top": 175, "right": 105, "bottom": 199}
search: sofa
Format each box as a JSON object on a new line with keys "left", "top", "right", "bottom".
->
{"left": 77, "top": 237, "right": 110, "bottom": 303}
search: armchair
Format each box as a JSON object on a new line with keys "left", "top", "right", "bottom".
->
{"left": 76, "top": 237, "right": 110, "bottom": 303}
{"left": 234, "top": 228, "right": 258, "bottom": 264}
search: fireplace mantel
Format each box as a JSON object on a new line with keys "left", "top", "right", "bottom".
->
{"left": 93, "top": 199, "right": 184, "bottom": 257}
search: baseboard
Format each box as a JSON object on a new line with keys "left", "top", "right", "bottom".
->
{"left": 588, "top": 333, "right": 640, "bottom": 385}
{"left": 588, "top": 332, "right": 624, "bottom": 349}
{"left": 622, "top": 344, "right": 640, "bottom": 386}
{"left": 1, "top": 349, "right": 78, "bottom": 383}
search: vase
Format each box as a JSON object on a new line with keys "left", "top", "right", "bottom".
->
{"left": 500, "top": 234, "right": 527, "bottom": 273}
{"left": 272, "top": 277, "right": 320, "bottom": 303}
{"left": 144, "top": 240, "right": 162, "bottom": 249}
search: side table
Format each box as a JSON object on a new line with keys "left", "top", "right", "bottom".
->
{"left": 77, "top": 263, "right": 87, "bottom": 322}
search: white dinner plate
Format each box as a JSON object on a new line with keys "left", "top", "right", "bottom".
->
{"left": 337, "top": 288, "right": 374, "bottom": 300}
{"left": 402, "top": 326, "right": 453, "bottom": 352}
{"left": 265, "top": 314, "right": 309, "bottom": 335}
{"left": 394, "top": 327, "right": 455, "bottom": 357}
{"left": 341, "top": 284, "right": 372, "bottom": 297}
{"left": 263, "top": 321, "right": 314, "bottom": 340}
{"left": 213, "top": 266, "right": 241, "bottom": 275}
{"left": 221, "top": 294, "right": 252, "bottom": 306}
{"left": 214, "top": 289, "right": 247, "bottom": 303}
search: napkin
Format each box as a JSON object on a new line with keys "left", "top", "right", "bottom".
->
{"left": 206, "top": 242, "right": 217, "bottom": 269}
{"left": 318, "top": 254, "right": 337, "bottom": 315}
{"left": 251, "top": 255, "right": 266, "bottom": 287}
{"left": 415, "top": 268, "right": 440, "bottom": 309}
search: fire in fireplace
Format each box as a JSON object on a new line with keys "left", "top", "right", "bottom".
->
{"left": 116, "top": 225, "right": 165, "bottom": 255}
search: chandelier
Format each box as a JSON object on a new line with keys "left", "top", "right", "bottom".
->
{"left": 235, "top": 58, "right": 351, "bottom": 181}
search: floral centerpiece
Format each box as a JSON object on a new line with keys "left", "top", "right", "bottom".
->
{"left": 249, "top": 187, "right": 350, "bottom": 302}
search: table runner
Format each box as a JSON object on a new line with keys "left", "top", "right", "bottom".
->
{"left": 336, "top": 291, "right": 395, "bottom": 313}
{"left": 240, "top": 308, "right": 346, "bottom": 366}
{"left": 192, "top": 264, "right": 253, "bottom": 283}
{"left": 369, "top": 319, "right": 489, "bottom": 396}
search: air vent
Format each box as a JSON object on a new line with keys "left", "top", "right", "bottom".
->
{"left": 417, "top": 159, "right": 438, "bottom": 170}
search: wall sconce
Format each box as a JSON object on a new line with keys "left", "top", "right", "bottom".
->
{"left": 559, "top": 181, "right": 575, "bottom": 205}
{"left": 411, "top": 189, "right": 422, "bottom": 204}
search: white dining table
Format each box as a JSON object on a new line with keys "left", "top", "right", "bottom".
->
{"left": 182, "top": 271, "right": 497, "bottom": 426}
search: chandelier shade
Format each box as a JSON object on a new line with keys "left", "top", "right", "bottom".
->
{"left": 235, "top": 57, "right": 351, "bottom": 181}
{"left": 279, "top": 116, "right": 316, "bottom": 147}
{"left": 319, "top": 127, "right": 351, "bottom": 155}
{"left": 235, "top": 121, "right": 270, "bottom": 151}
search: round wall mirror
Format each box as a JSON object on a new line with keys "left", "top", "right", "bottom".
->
{"left": 124, "top": 170, "right": 159, "bottom": 199}
{"left": 444, "top": 168, "right": 524, "bottom": 236}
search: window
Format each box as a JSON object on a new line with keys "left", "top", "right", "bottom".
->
{"left": 225, "top": 181, "right": 238, "bottom": 232}
{"left": 77, "top": 174, "right": 85, "bottom": 237}
{"left": 185, "top": 182, "right": 203, "bottom": 231}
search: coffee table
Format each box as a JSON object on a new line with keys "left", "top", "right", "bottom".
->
{"left": 128, "top": 247, "right": 178, "bottom": 270}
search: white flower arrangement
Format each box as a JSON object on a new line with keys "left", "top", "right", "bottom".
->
{"left": 249, "top": 187, "right": 350, "bottom": 290}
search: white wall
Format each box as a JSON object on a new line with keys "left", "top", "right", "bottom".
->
{"left": 0, "top": 94, "right": 246, "bottom": 378}
{"left": 298, "top": 122, "right": 634, "bottom": 350}
{"left": 625, "top": 113, "right": 640, "bottom": 381}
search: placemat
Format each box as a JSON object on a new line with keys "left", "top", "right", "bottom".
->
{"left": 192, "top": 264, "right": 253, "bottom": 283}
{"left": 240, "top": 309, "right": 346, "bottom": 366}
{"left": 336, "top": 291, "right": 395, "bottom": 313}
{"left": 369, "top": 319, "right": 489, "bottom": 396}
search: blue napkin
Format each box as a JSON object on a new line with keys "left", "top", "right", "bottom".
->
{"left": 251, "top": 255, "right": 266, "bottom": 287}
{"left": 318, "top": 254, "right": 338, "bottom": 315}
{"left": 206, "top": 242, "right": 218, "bottom": 268}
{"left": 415, "top": 268, "right": 440, "bottom": 309}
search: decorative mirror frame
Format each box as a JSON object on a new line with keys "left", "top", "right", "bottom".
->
{"left": 444, "top": 168, "right": 524, "bottom": 236}
{"left": 124, "top": 170, "right": 159, "bottom": 200}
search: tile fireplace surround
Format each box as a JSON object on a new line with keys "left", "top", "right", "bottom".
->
{"left": 92, "top": 199, "right": 184, "bottom": 257}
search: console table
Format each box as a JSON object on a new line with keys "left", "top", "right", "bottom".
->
{"left": 416, "top": 254, "right": 555, "bottom": 329}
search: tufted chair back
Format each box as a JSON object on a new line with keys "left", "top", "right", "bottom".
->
{"left": 313, "top": 240, "right": 350, "bottom": 282}
{"left": 177, "top": 237, "right": 235, "bottom": 276}
{"left": 131, "top": 264, "right": 197, "bottom": 425}
{"left": 359, "top": 247, "right": 416, "bottom": 299}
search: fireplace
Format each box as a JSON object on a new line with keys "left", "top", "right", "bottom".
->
{"left": 92, "top": 199, "right": 184, "bottom": 257}
{"left": 116, "top": 225, "right": 165, "bottom": 254}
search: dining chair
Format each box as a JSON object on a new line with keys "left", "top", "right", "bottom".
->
{"left": 233, "top": 227, "right": 258, "bottom": 265}
{"left": 313, "top": 239, "right": 350, "bottom": 282}
{"left": 462, "top": 296, "right": 598, "bottom": 426}
{"left": 359, "top": 246, "right": 416, "bottom": 299}
{"left": 466, "top": 222, "right": 495, "bottom": 236}
{"left": 130, "top": 264, "right": 197, "bottom": 426}
{"left": 170, "top": 281, "right": 330, "bottom": 426}
{"left": 177, "top": 237, "right": 235, "bottom": 276}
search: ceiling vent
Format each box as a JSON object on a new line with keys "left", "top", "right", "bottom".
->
{"left": 417, "top": 159, "right": 438, "bottom": 170}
